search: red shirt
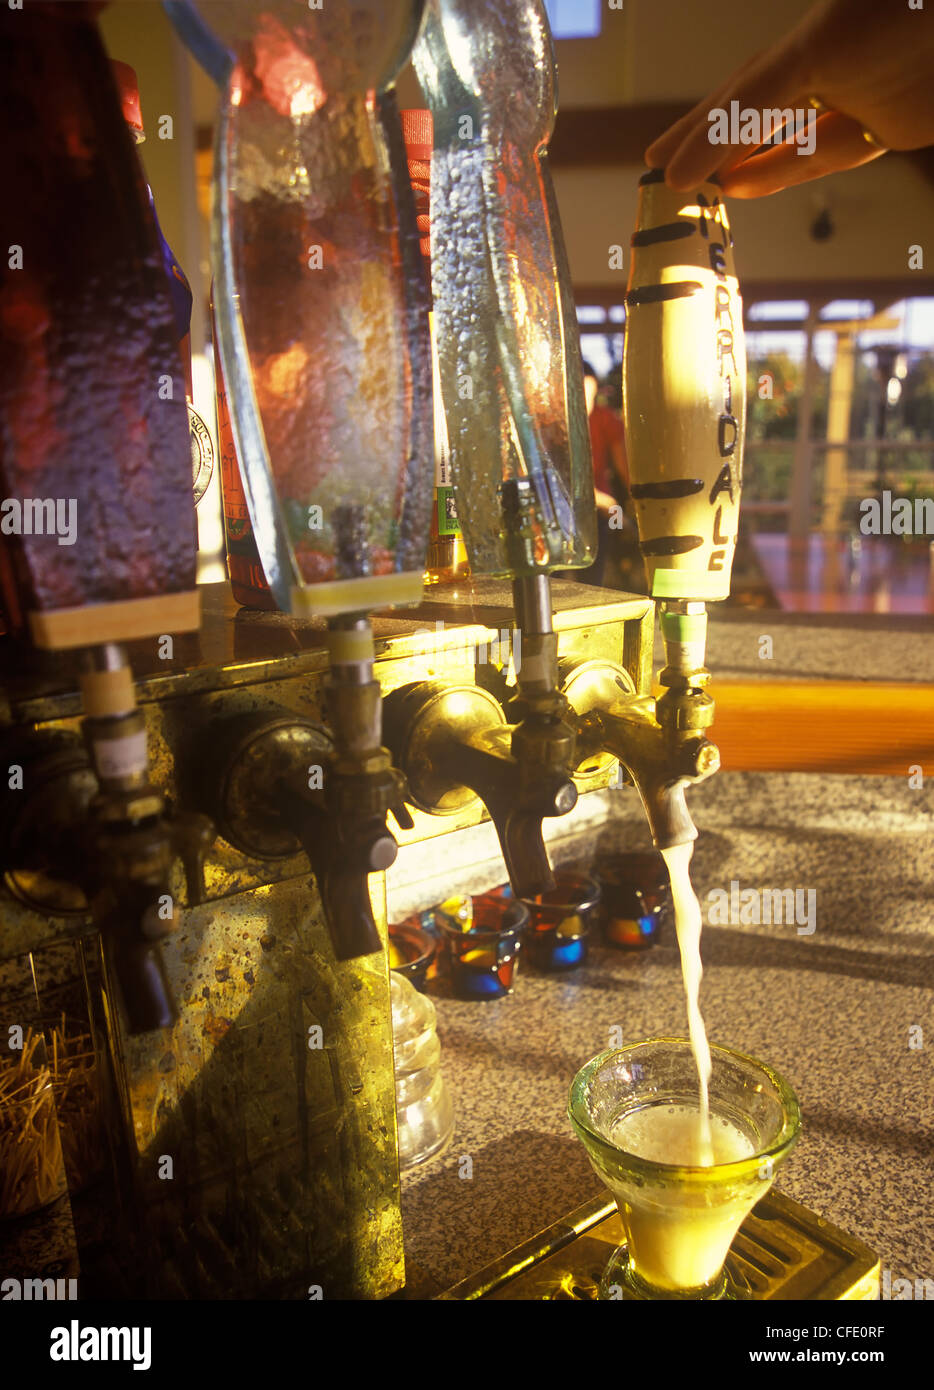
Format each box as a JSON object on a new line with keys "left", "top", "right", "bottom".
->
{"left": 588, "top": 405, "right": 628, "bottom": 495}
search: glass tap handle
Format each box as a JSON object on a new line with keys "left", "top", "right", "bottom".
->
{"left": 413, "top": 0, "right": 596, "bottom": 579}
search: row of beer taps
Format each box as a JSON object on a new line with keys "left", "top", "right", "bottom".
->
{"left": 0, "top": 0, "right": 739, "bottom": 1037}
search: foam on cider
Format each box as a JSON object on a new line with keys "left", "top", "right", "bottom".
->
{"left": 611, "top": 1105, "right": 753, "bottom": 1167}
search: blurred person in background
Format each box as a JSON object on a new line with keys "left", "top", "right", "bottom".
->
{"left": 578, "top": 362, "right": 646, "bottom": 590}
{"left": 576, "top": 361, "right": 626, "bottom": 586}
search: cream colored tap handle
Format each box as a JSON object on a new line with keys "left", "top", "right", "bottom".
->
{"left": 623, "top": 171, "right": 746, "bottom": 603}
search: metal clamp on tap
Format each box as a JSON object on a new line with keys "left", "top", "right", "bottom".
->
{"left": 213, "top": 618, "right": 412, "bottom": 963}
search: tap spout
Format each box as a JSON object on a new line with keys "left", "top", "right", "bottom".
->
{"left": 383, "top": 680, "right": 577, "bottom": 902}
{"left": 288, "top": 766, "right": 405, "bottom": 962}
{"left": 442, "top": 724, "right": 576, "bottom": 899}
{"left": 79, "top": 645, "right": 218, "bottom": 1034}
{"left": 577, "top": 695, "right": 719, "bottom": 852}
{"left": 314, "top": 617, "right": 410, "bottom": 959}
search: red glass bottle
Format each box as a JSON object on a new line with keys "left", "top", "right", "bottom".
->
{"left": 0, "top": 3, "right": 195, "bottom": 636}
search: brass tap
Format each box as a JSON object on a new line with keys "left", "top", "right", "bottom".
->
{"left": 0, "top": 647, "right": 215, "bottom": 1034}
{"left": 384, "top": 575, "right": 580, "bottom": 899}
{"left": 79, "top": 646, "right": 215, "bottom": 1033}
{"left": 383, "top": 680, "right": 575, "bottom": 899}
{"left": 563, "top": 652, "right": 720, "bottom": 851}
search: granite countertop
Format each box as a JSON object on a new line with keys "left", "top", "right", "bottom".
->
{"left": 400, "top": 608, "right": 934, "bottom": 1297}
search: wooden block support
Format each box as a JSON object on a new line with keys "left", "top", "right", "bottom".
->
{"left": 28, "top": 590, "right": 201, "bottom": 651}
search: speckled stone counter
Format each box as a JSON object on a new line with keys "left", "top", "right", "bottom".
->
{"left": 400, "top": 608, "right": 934, "bottom": 1298}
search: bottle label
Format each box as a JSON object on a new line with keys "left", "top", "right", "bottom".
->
{"left": 188, "top": 401, "right": 214, "bottom": 506}
{"left": 430, "top": 311, "right": 461, "bottom": 538}
{"left": 436, "top": 485, "right": 459, "bottom": 537}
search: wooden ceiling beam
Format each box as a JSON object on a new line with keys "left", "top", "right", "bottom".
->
{"left": 551, "top": 103, "right": 690, "bottom": 167}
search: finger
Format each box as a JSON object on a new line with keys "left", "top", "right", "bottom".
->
{"left": 720, "top": 112, "right": 886, "bottom": 197}
{"left": 660, "top": 47, "right": 812, "bottom": 190}
{"left": 710, "top": 106, "right": 814, "bottom": 182}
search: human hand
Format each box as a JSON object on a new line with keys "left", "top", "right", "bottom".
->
{"left": 645, "top": 0, "right": 934, "bottom": 197}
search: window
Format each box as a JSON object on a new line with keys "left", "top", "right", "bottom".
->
{"left": 747, "top": 301, "right": 809, "bottom": 323}
{"left": 820, "top": 299, "right": 874, "bottom": 321}
{"left": 544, "top": 0, "right": 601, "bottom": 40}
{"left": 579, "top": 334, "right": 622, "bottom": 380}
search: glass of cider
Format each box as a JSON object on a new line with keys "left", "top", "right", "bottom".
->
{"left": 568, "top": 1038, "right": 801, "bottom": 1300}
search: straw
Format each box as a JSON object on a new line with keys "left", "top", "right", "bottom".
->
{"left": 0, "top": 1017, "right": 102, "bottom": 1217}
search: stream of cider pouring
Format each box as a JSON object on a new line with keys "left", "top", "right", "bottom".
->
{"left": 660, "top": 841, "right": 715, "bottom": 1167}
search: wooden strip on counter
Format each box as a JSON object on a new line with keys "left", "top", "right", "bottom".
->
{"left": 710, "top": 680, "right": 934, "bottom": 776}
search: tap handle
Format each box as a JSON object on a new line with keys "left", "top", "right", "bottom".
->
{"left": 294, "top": 807, "right": 395, "bottom": 961}
{"left": 170, "top": 811, "right": 216, "bottom": 907}
{"left": 623, "top": 173, "right": 745, "bottom": 602}
{"left": 94, "top": 879, "right": 179, "bottom": 1035}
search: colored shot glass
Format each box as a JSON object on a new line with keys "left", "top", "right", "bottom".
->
{"left": 437, "top": 893, "right": 528, "bottom": 1001}
{"left": 595, "top": 851, "right": 670, "bottom": 949}
{"left": 388, "top": 917, "right": 438, "bottom": 992}
{"left": 521, "top": 871, "right": 600, "bottom": 971}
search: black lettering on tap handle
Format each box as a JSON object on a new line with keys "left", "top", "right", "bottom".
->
{"left": 718, "top": 414, "right": 738, "bottom": 457}
{"left": 709, "top": 461, "right": 735, "bottom": 505}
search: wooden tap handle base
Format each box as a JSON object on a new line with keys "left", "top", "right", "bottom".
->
{"left": 28, "top": 590, "right": 201, "bottom": 651}
{"left": 709, "top": 680, "right": 934, "bottom": 776}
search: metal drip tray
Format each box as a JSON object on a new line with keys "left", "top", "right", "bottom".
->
{"left": 438, "top": 1191, "right": 880, "bottom": 1300}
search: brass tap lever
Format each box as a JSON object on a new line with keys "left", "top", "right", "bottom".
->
{"left": 213, "top": 714, "right": 403, "bottom": 962}
{"left": 383, "top": 682, "right": 577, "bottom": 901}
{"left": 562, "top": 658, "right": 720, "bottom": 852}
{"left": 577, "top": 697, "right": 718, "bottom": 849}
